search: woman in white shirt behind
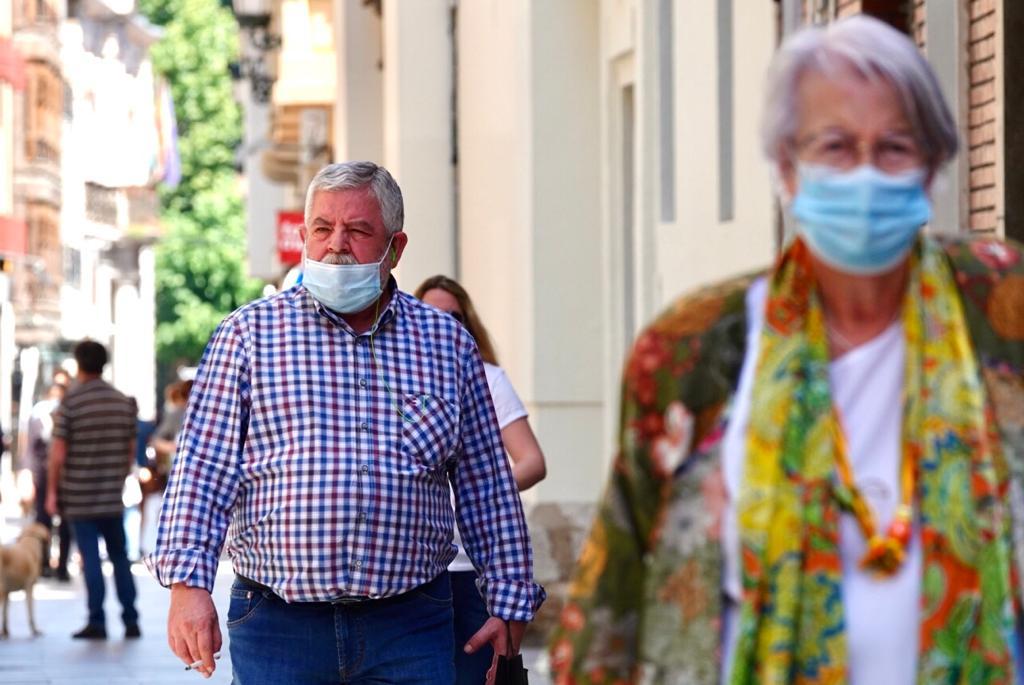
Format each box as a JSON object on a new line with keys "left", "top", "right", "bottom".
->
{"left": 415, "top": 275, "right": 547, "bottom": 683}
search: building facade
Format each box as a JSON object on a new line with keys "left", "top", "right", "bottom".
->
{"left": 0, "top": 0, "right": 28, "bottom": 444}
{"left": 234, "top": 0, "right": 1021, "bottom": 633}
{"left": 1, "top": 0, "right": 175, "bottom": 472}
{"left": 59, "top": 0, "right": 168, "bottom": 421}
{"left": 8, "top": 0, "right": 64, "bottom": 459}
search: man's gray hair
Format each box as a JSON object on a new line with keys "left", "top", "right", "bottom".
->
{"left": 304, "top": 161, "right": 405, "bottom": 234}
{"left": 761, "top": 15, "right": 958, "bottom": 172}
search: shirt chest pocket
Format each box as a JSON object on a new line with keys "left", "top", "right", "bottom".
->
{"left": 399, "top": 393, "right": 460, "bottom": 468}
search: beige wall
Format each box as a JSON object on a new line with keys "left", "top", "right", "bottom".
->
{"left": 275, "top": 0, "right": 337, "bottom": 106}
{"left": 383, "top": 0, "right": 455, "bottom": 287}
{"left": 527, "top": 0, "right": 604, "bottom": 504}
{"left": 332, "top": 0, "right": 383, "bottom": 163}
{"left": 277, "top": 0, "right": 778, "bottom": 506}
{"left": 457, "top": 0, "right": 605, "bottom": 505}
{"left": 456, "top": 0, "right": 532, "bottom": 388}
{"left": 596, "top": 0, "right": 776, "bottom": 461}
{"left": 659, "top": 0, "right": 776, "bottom": 300}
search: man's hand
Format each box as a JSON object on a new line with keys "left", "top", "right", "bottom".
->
{"left": 464, "top": 616, "right": 528, "bottom": 685}
{"left": 169, "top": 584, "right": 222, "bottom": 679}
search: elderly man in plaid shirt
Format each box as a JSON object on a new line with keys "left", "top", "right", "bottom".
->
{"left": 147, "top": 161, "right": 545, "bottom": 684}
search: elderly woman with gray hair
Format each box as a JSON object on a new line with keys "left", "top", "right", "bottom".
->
{"left": 550, "top": 14, "right": 1024, "bottom": 685}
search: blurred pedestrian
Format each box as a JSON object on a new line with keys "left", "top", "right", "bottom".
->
{"left": 149, "top": 380, "right": 192, "bottom": 479}
{"left": 148, "top": 161, "right": 544, "bottom": 683}
{"left": 415, "top": 274, "right": 547, "bottom": 683}
{"left": 552, "top": 15, "right": 1024, "bottom": 684}
{"left": 137, "top": 380, "right": 191, "bottom": 556}
{"left": 46, "top": 340, "right": 140, "bottom": 640}
{"left": 51, "top": 367, "right": 71, "bottom": 390}
{"left": 26, "top": 382, "right": 71, "bottom": 581}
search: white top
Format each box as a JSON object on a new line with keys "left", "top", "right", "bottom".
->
{"left": 721, "top": 278, "right": 921, "bottom": 685}
{"left": 449, "top": 362, "right": 529, "bottom": 573}
{"left": 27, "top": 398, "right": 61, "bottom": 461}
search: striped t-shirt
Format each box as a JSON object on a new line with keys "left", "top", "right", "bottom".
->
{"left": 52, "top": 378, "right": 137, "bottom": 519}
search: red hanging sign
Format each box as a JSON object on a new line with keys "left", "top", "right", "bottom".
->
{"left": 276, "top": 211, "right": 305, "bottom": 265}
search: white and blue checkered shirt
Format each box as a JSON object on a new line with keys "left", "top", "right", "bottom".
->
{"left": 147, "top": 282, "right": 545, "bottom": 621}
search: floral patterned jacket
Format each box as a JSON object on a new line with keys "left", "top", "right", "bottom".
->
{"left": 549, "top": 237, "right": 1024, "bottom": 685}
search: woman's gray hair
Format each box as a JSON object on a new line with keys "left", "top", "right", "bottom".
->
{"left": 762, "top": 15, "right": 958, "bottom": 172}
{"left": 304, "top": 161, "right": 405, "bottom": 234}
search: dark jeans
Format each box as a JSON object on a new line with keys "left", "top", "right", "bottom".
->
{"left": 70, "top": 517, "right": 139, "bottom": 628}
{"left": 32, "top": 465, "right": 71, "bottom": 575}
{"left": 451, "top": 570, "right": 493, "bottom": 684}
{"left": 228, "top": 571, "right": 455, "bottom": 684}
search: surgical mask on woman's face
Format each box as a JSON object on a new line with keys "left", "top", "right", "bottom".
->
{"left": 302, "top": 237, "right": 394, "bottom": 314}
{"left": 790, "top": 163, "right": 932, "bottom": 275}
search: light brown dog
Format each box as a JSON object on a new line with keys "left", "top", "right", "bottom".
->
{"left": 0, "top": 521, "right": 49, "bottom": 637}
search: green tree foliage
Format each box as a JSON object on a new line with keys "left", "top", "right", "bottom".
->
{"left": 140, "top": 0, "right": 263, "bottom": 368}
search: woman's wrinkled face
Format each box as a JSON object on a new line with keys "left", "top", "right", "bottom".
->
{"left": 780, "top": 66, "right": 924, "bottom": 196}
{"left": 421, "top": 288, "right": 465, "bottom": 325}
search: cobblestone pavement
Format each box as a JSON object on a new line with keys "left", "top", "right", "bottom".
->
{"left": 0, "top": 514, "right": 551, "bottom": 684}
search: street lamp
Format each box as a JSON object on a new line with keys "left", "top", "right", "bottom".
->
{"left": 229, "top": 0, "right": 280, "bottom": 103}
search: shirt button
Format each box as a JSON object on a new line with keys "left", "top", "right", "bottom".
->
{"left": 352, "top": 559, "right": 362, "bottom": 569}
{"left": 357, "top": 512, "right": 367, "bottom": 522}
{"left": 360, "top": 464, "right": 369, "bottom": 474}
{"left": 359, "top": 378, "right": 367, "bottom": 388}
{"left": 360, "top": 422, "right": 368, "bottom": 431}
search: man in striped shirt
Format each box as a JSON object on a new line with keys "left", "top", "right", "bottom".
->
{"left": 46, "top": 340, "right": 140, "bottom": 640}
{"left": 148, "top": 161, "right": 544, "bottom": 683}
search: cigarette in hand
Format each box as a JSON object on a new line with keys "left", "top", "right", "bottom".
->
{"left": 184, "top": 653, "right": 222, "bottom": 671}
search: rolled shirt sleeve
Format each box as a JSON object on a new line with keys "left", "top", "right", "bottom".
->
{"left": 450, "top": 344, "right": 546, "bottom": 622}
{"left": 145, "top": 316, "right": 250, "bottom": 592}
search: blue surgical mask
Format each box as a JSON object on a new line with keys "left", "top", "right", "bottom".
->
{"left": 790, "top": 163, "right": 932, "bottom": 275}
{"left": 302, "top": 237, "right": 394, "bottom": 314}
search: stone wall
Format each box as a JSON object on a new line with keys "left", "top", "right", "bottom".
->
{"left": 524, "top": 501, "right": 596, "bottom": 645}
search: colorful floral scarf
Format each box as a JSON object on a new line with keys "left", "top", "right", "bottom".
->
{"left": 730, "top": 237, "right": 1017, "bottom": 684}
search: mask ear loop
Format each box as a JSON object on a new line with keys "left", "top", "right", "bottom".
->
{"left": 366, "top": 285, "right": 414, "bottom": 423}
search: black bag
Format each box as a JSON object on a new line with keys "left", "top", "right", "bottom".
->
{"left": 493, "top": 621, "right": 528, "bottom": 685}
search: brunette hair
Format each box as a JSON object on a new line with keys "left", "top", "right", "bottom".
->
{"left": 167, "top": 380, "right": 193, "bottom": 405}
{"left": 414, "top": 275, "right": 499, "bottom": 366}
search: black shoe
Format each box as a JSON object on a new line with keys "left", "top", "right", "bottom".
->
{"left": 72, "top": 625, "right": 107, "bottom": 640}
{"left": 124, "top": 624, "right": 141, "bottom": 639}
{"left": 54, "top": 569, "right": 71, "bottom": 583}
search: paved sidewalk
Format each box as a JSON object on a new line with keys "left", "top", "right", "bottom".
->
{"left": 0, "top": 516, "right": 551, "bottom": 684}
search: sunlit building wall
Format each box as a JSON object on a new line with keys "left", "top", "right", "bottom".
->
{"left": 58, "top": 0, "right": 167, "bottom": 420}
{"left": 0, "top": 0, "right": 27, "bottom": 439}
{"left": 235, "top": 0, "right": 1022, "bottom": 630}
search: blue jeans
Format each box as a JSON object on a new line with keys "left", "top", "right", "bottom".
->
{"left": 451, "top": 571, "right": 492, "bottom": 684}
{"left": 70, "top": 516, "right": 139, "bottom": 627}
{"left": 228, "top": 571, "right": 455, "bottom": 684}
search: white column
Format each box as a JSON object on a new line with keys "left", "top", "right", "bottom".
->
{"left": 112, "top": 280, "right": 140, "bottom": 401}
{"left": 135, "top": 245, "right": 157, "bottom": 420}
{"left": 381, "top": 0, "right": 455, "bottom": 286}
{"left": 457, "top": 0, "right": 604, "bottom": 597}
{"left": 526, "top": 0, "right": 604, "bottom": 505}
{"left": 333, "top": 0, "right": 383, "bottom": 163}
{"left": 458, "top": 0, "right": 604, "bottom": 502}
{"left": 0, "top": 299, "right": 15, "bottom": 435}
{"left": 241, "top": 79, "right": 291, "bottom": 282}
